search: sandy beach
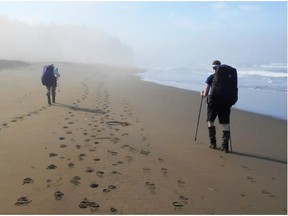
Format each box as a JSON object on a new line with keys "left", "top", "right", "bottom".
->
{"left": 0, "top": 60, "right": 286, "bottom": 214}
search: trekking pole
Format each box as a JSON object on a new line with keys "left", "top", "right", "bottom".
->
{"left": 229, "top": 124, "right": 233, "bottom": 152}
{"left": 194, "top": 95, "right": 204, "bottom": 141}
{"left": 57, "top": 78, "right": 60, "bottom": 93}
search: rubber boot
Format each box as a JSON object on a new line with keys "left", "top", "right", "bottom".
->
{"left": 221, "top": 131, "right": 230, "bottom": 153}
{"left": 47, "top": 93, "right": 51, "bottom": 105}
{"left": 208, "top": 126, "right": 217, "bottom": 149}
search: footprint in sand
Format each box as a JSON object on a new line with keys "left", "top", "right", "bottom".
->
{"left": 0, "top": 123, "right": 9, "bottom": 129}
{"left": 179, "top": 195, "right": 189, "bottom": 204}
{"left": 107, "top": 150, "right": 118, "bottom": 156}
{"left": 49, "top": 153, "right": 58, "bottom": 157}
{"left": 70, "top": 176, "right": 81, "bottom": 185}
{"left": 96, "top": 171, "right": 105, "bottom": 177}
{"left": 161, "top": 168, "right": 168, "bottom": 176}
{"left": 143, "top": 167, "right": 151, "bottom": 173}
{"left": 173, "top": 201, "right": 184, "bottom": 209}
{"left": 90, "top": 182, "right": 99, "bottom": 188}
{"left": 140, "top": 150, "right": 150, "bottom": 156}
{"left": 241, "top": 165, "right": 252, "bottom": 171}
{"left": 23, "top": 178, "right": 34, "bottom": 185}
{"left": 54, "top": 191, "right": 64, "bottom": 200}
{"left": 145, "top": 182, "right": 156, "bottom": 194}
{"left": 177, "top": 179, "right": 185, "bottom": 188}
{"left": 111, "top": 171, "right": 122, "bottom": 175}
{"left": 173, "top": 195, "right": 189, "bottom": 210}
{"left": 121, "top": 133, "right": 129, "bottom": 137}
{"left": 47, "top": 164, "right": 57, "bottom": 170}
{"left": 247, "top": 176, "right": 256, "bottom": 183}
{"left": 79, "top": 198, "right": 99, "bottom": 211}
{"left": 85, "top": 167, "right": 94, "bottom": 173}
{"left": 110, "top": 207, "right": 118, "bottom": 214}
{"left": 126, "top": 155, "right": 134, "bottom": 163}
{"left": 68, "top": 162, "right": 75, "bottom": 168}
{"left": 15, "top": 197, "right": 32, "bottom": 206}
{"left": 262, "top": 190, "right": 277, "bottom": 198}
{"left": 103, "top": 185, "right": 116, "bottom": 192}
{"left": 46, "top": 179, "right": 51, "bottom": 188}
{"left": 103, "top": 189, "right": 111, "bottom": 193}
{"left": 78, "top": 153, "right": 86, "bottom": 161}
{"left": 112, "top": 161, "right": 124, "bottom": 166}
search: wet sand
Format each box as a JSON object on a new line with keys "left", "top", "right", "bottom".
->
{"left": 0, "top": 61, "right": 286, "bottom": 214}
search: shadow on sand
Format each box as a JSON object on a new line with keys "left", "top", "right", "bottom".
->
{"left": 53, "top": 103, "right": 107, "bottom": 114}
{"left": 230, "top": 151, "right": 287, "bottom": 164}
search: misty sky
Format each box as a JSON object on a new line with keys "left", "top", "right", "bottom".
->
{"left": 0, "top": 1, "right": 287, "bottom": 67}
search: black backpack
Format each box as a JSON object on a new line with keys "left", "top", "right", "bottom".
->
{"left": 211, "top": 64, "right": 238, "bottom": 106}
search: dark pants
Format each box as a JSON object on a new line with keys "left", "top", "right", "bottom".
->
{"left": 46, "top": 85, "right": 57, "bottom": 104}
{"left": 207, "top": 96, "right": 231, "bottom": 124}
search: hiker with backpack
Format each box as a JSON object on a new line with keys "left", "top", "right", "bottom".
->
{"left": 41, "top": 64, "right": 60, "bottom": 105}
{"left": 201, "top": 60, "right": 238, "bottom": 153}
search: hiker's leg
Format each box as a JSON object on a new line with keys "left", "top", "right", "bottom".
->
{"left": 207, "top": 101, "right": 217, "bottom": 148}
{"left": 46, "top": 86, "right": 51, "bottom": 105}
{"left": 219, "top": 107, "right": 231, "bottom": 153}
{"left": 51, "top": 86, "right": 56, "bottom": 103}
{"left": 208, "top": 124, "right": 217, "bottom": 149}
{"left": 221, "top": 130, "right": 230, "bottom": 153}
{"left": 222, "top": 124, "right": 230, "bottom": 131}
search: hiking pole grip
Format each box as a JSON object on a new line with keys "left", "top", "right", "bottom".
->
{"left": 194, "top": 95, "right": 204, "bottom": 141}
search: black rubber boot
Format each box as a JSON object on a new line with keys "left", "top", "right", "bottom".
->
{"left": 221, "top": 131, "right": 230, "bottom": 153}
{"left": 208, "top": 126, "right": 217, "bottom": 149}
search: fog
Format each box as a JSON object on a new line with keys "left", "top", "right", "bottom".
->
{"left": 0, "top": 16, "right": 135, "bottom": 66}
{"left": 0, "top": 0, "right": 287, "bottom": 69}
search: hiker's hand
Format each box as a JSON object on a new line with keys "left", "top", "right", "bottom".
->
{"left": 201, "top": 91, "right": 206, "bottom": 97}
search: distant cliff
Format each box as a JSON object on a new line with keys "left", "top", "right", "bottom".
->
{"left": 0, "top": 59, "right": 30, "bottom": 70}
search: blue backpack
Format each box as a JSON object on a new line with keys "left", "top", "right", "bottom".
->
{"left": 41, "top": 65, "right": 56, "bottom": 86}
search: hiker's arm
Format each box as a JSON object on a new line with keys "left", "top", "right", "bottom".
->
{"left": 54, "top": 68, "right": 60, "bottom": 78}
{"left": 201, "top": 84, "right": 210, "bottom": 97}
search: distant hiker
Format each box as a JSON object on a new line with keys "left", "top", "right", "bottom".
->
{"left": 41, "top": 64, "right": 60, "bottom": 105}
{"left": 201, "top": 60, "right": 238, "bottom": 153}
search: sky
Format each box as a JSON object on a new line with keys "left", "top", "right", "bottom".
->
{"left": 0, "top": 1, "right": 287, "bottom": 67}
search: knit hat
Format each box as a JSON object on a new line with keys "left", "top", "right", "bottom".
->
{"left": 212, "top": 60, "right": 221, "bottom": 66}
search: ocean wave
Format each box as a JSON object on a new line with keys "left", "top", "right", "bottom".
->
{"left": 238, "top": 70, "right": 288, "bottom": 78}
{"left": 138, "top": 66, "right": 287, "bottom": 93}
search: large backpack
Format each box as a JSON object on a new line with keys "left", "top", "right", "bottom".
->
{"left": 211, "top": 64, "right": 238, "bottom": 106}
{"left": 41, "top": 64, "right": 56, "bottom": 86}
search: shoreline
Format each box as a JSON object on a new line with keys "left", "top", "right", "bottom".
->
{"left": 0, "top": 62, "right": 286, "bottom": 214}
{"left": 136, "top": 70, "right": 287, "bottom": 121}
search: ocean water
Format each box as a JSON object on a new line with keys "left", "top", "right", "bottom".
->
{"left": 137, "top": 64, "right": 287, "bottom": 120}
